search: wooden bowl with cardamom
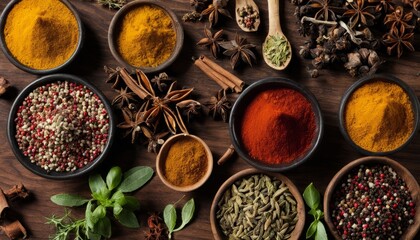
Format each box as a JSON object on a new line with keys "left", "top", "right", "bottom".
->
{"left": 324, "top": 156, "right": 420, "bottom": 240}
{"left": 210, "top": 168, "right": 305, "bottom": 240}
{"left": 156, "top": 133, "right": 213, "bottom": 192}
{"left": 108, "top": 0, "right": 184, "bottom": 74}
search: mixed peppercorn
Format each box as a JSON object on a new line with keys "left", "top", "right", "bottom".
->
{"left": 331, "top": 164, "right": 416, "bottom": 240}
{"left": 15, "top": 81, "right": 109, "bottom": 172}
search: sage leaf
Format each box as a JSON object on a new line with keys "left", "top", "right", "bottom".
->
{"left": 106, "top": 166, "right": 122, "bottom": 190}
{"left": 315, "top": 221, "right": 328, "bottom": 240}
{"left": 89, "top": 174, "right": 107, "bottom": 195}
{"left": 50, "top": 194, "right": 89, "bottom": 207}
{"left": 163, "top": 204, "right": 177, "bottom": 238}
{"left": 118, "top": 166, "right": 154, "bottom": 193}
{"left": 116, "top": 209, "right": 139, "bottom": 228}
{"left": 174, "top": 198, "right": 195, "bottom": 232}
{"left": 303, "top": 182, "right": 320, "bottom": 210}
{"left": 306, "top": 220, "right": 318, "bottom": 239}
{"left": 124, "top": 196, "right": 140, "bottom": 211}
{"left": 95, "top": 216, "right": 111, "bottom": 238}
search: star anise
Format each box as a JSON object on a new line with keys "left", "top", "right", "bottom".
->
{"left": 197, "top": 28, "right": 224, "bottom": 58}
{"left": 112, "top": 87, "right": 137, "bottom": 108}
{"left": 143, "top": 128, "right": 169, "bottom": 154}
{"left": 201, "top": 0, "right": 232, "bottom": 27}
{"left": 150, "top": 72, "right": 173, "bottom": 93}
{"left": 383, "top": 24, "right": 415, "bottom": 58}
{"left": 219, "top": 34, "right": 256, "bottom": 69}
{"left": 177, "top": 99, "right": 202, "bottom": 122}
{"left": 307, "top": 0, "right": 337, "bottom": 21}
{"left": 374, "top": 0, "right": 395, "bottom": 14}
{"left": 384, "top": 6, "right": 415, "bottom": 31}
{"left": 342, "top": 0, "right": 375, "bottom": 29}
{"left": 205, "top": 89, "right": 231, "bottom": 122}
{"left": 104, "top": 65, "right": 122, "bottom": 89}
{"left": 117, "top": 105, "right": 148, "bottom": 143}
{"left": 145, "top": 213, "right": 167, "bottom": 240}
{"left": 190, "top": 0, "right": 208, "bottom": 12}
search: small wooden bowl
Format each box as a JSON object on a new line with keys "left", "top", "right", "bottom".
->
{"left": 108, "top": 0, "right": 184, "bottom": 74}
{"left": 156, "top": 134, "right": 213, "bottom": 192}
{"left": 324, "top": 156, "right": 420, "bottom": 240}
{"left": 210, "top": 168, "right": 305, "bottom": 240}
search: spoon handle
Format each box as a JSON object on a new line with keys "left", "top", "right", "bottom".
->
{"left": 267, "top": 0, "right": 281, "bottom": 35}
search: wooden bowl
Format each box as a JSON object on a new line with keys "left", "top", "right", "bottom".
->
{"left": 156, "top": 134, "right": 213, "bottom": 192}
{"left": 108, "top": 0, "right": 184, "bottom": 74}
{"left": 210, "top": 168, "right": 305, "bottom": 240}
{"left": 324, "top": 156, "right": 420, "bottom": 240}
{"left": 0, "top": 0, "right": 84, "bottom": 74}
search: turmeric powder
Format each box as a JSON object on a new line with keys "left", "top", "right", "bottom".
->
{"left": 344, "top": 80, "right": 414, "bottom": 152}
{"left": 4, "top": 0, "right": 79, "bottom": 70}
{"left": 163, "top": 136, "right": 208, "bottom": 187}
{"left": 117, "top": 5, "right": 176, "bottom": 68}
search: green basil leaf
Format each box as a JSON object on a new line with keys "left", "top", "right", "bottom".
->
{"left": 89, "top": 174, "right": 107, "bottom": 194}
{"left": 174, "top": 198, "right": 195, "bottom": 232}
{"left": 309, "top": 208, "right": 317, "bottom": 217}
{"left": 315, "top": 209, "right": 324, "bottom": 220}
{"left": 86, "top": 230, "right": 101, "bottom": 240}
{"left": 124, "top": 196, "right": 140, "bottom": 211}
{"left": 111, "top": 190, "right": 127, "bottom": 206}
{"left": 303, "top": 183, "right": 320, "bottom": 210}
{"left": 92, "top": 205, "right": 106, "bottom": 221}
{"left": 113, "top": 203, "right": 123, "bottom": 217}
{"left": 163, "top": 204, "right": 177, "bottom": 237}
{"left": 306, "top": 220, "right": 318, "bottom": 239}
{"left": 116, "top": 209, "right": 139, "bottom": 228}
{"left": 95, "top": 216, "right": 112, "bottom": 238}
{"left": 106, "top": 166, "right": 122, "bottom": 190}
{"left": 86, "top": 200, "right": 95, "bottom": 230}
{"left": 118, "top": 166, "right": 154, "bottom": 193}
{"left": 50, "top": 194, "right": 89, "bottom": 207}
{"left": 315, "top": 221, "right": 328, "bottom": 240}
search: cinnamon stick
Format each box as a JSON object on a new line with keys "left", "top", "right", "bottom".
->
{"left": 200, "top": 56, "right": 244, "bottom": 92}
{"left": 194, "top": 58, "right": 230, "bottom": 90}
{"left": 1, "top": 220, "right": 27, "bottom": 239}
{"left": 217, "top": 145, "right": 236, "bottom": 165}
{"left": 0, "top": 190, "right": 9, "bottom": 218}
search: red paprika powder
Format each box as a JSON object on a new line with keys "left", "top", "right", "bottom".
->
{"left": 240, "top": 88, "right": 316, "bottom": 164}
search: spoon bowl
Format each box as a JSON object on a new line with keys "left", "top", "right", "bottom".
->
{"left": 262, "top": 0, "right": 292, "bottom": 70}
{"left": 235, "top": 0, "right": 260, "bottom": 32}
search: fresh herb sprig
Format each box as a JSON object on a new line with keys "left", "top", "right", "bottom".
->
{"left": 48, "top": 166, "right": 154, "bottom": 239}
{"left": 303, "top": 183, "right": 328, "bottom": 240}
{"left": 163, "top": 198, "right": 195, "bottom": 239}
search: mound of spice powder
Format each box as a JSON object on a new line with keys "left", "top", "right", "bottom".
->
{"left": 331, "top": 164, "right": 416, "bottom": 239}
{"left": 240, "top": 88, "right": 316, "bottom": 164}
{"left": 15, "top": 81, "right": 109, "bottom": 172}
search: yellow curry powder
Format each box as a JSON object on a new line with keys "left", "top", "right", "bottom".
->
{"left": 345, "top": 81, "right": 414, "bottom": 152}
{"left": 163, "top": 137, "right": 208, "bottom": 187}
{"left": 117, "top": 5, "right": 176, "bottom": 68}
{"left": 4, "top": 0, "right": 79, "bottom": 70}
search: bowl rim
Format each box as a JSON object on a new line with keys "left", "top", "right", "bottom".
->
{"left": 338, "top": 74, "right": 420, "bottom": 155}
{"left": 108, "top": 0, "right": 184, "bottom": 74}
{"left": 156, "top": 133, "right": 213, "bottom": 192}
{"left": 323, "top": 156, "right": 420, "bottom": 240}
{"left": 229, "top": 77, "right": 324, "bottom": 172}
{"left": 210, "top": 168, "right": 306, "bottom": 240}
{"left": 0, "top": 0, "right": 84, "bottom": 75}
{"left": 7, "top": 74, "right": 116, "bottom": 180}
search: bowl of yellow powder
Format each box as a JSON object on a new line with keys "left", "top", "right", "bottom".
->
{"left": 108, "top": 0, "right": 183, "bottom": 74}
{"left": 0, "top": 0, "right": 83, "bottom": 74}
{"left": 339, "top": 74, "right": 419, "bottom": 155}
{"left": 156, "top": 134, "right": 213, "bottom": 192}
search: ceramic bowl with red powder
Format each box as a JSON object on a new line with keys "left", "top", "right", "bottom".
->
{"left": 229, "top": 78, "right": 323, "bottom": 171}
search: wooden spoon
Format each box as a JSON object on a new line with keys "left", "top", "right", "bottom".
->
{"left": 235, "top": 0, "right": 260, "bottom": 32}
{"left": 262, "top": 0, "right": 292, "bottom": 70}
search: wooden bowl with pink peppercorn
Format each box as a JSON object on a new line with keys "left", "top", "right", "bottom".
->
{"left": 7, "top": 74, "right": 115, "bottom": 179}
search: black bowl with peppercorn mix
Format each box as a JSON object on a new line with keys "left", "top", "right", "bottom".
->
{"left": 7, "top": 74, "right": 115, "bottom": 179}
{"left": 324, "top": 156, "right": 420, "bottom": 240}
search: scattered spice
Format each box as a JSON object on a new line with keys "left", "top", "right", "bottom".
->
{"left": 193, "top": 55, "right": 244, "bottom": 93}
{"left": 0, "top": 77, "right": 10, "bottom": 97}
{"left": 14, "top": 81, "right": 110, "bottom": 172}
{"left": 176, "top": 100, "right": 202, "bottom": 123}
{"left": 3, "top": 0, "right": 79, "bottom": 70}
{"left": 263, "top": 34, "right": 291, "bottom": 67}
{"left": 241, "top": 88, "right": 316, "bottom": 165}
{"left": 145, "top": 213, "right": 168, "bottom": 240}
{"left": 217, "top": 145, "right": 235, "bottom": 165}
{"left": 197, "top": 28, "right": 224, "bottom": 58}
{"left": 219, "top": 34, "right": 256, "bottom": 69}
{"left": 217, "top": 174, "right": 298, "bottom": 239}
{"left": 97, "top": 0, "right": 126, "bottom": 9}
{"left": 117, "top": 5, "right": 176, "bottom": 67}
{"left": 236, "top": 5, "right": 260, "bottom": 30}
{"left": 205, "top": 89, "right": 232, "bottom": 122}
{"left": 344, "top": 80, "right": 414, "bottom": 152}
{"left": 163, "top": 136, "right": 208, "bottom": 187}
{"left": 331, "top": 164, "right": 416, "bottom": 239}
{"left": 344, "top": 48, "right": 383, "bottom": 77}
{"left": 201, "top": 0, "right": 232, "bottom": 27}
{"left": 182, "top": 11, "right": 202, "bottom": 22}
{"left": 190, "top": 0, "right": 209, "bottom": 12}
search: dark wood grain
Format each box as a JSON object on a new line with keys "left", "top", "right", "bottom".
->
{"left": 0, "top": 0, "right": 419, "bottom": 239}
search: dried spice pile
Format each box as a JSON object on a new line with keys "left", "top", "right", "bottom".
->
{"left": 293, "top": 0, "right": 419, "bottom": 77}
{"left": 330, "top": 164, "right": 416, "bottom": 239}
{"left": 15, "top": 81, "right": 110, "bottom": 172}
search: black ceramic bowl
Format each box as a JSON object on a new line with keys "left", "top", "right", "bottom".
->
{"left": 108, "top": 0, "right": 184, "bottom": 74}
{"left": 0, "top": 0, "right": 84, "bottom": 74}
{"left": 7, "top": 74, "right": 115, "bottom": 179}
{"left": 338, "top": 74, "right": 419, "bottom": 155}
{"left": 229, "top": 77, "right": 324, "bottom": 172}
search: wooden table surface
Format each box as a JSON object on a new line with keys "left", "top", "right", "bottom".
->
{"left": 0, "top": 0, "right": 419, "bottom": 239}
